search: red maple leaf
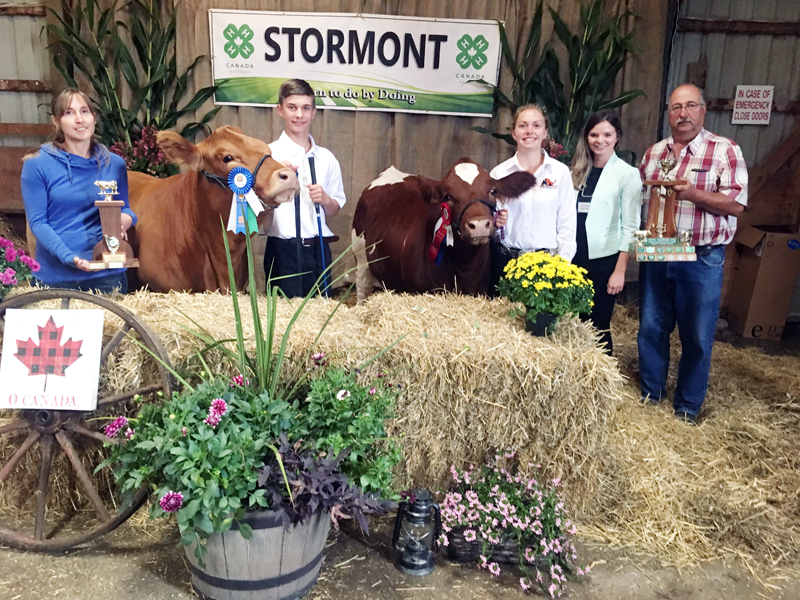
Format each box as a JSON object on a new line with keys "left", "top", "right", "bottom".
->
{"left": 14, "top": 316, "right": 83, "bottom": 391}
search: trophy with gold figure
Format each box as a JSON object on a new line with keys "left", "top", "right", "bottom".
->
{"left": 88, "top": 180, "right": 139, "bottom": 270}
{"left": 632, "top": 154, "right": 696, "bottom": 262}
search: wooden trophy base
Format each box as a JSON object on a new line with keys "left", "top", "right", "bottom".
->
{"left": 88, "top": 254, "right": 140, "bottom": 270}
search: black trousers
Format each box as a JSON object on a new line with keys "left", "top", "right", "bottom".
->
{"left": 577, "top": 259, "right": 618, "bottom": 355}
{"left": 264, "top": 237, "right": 332, "bottom": 298}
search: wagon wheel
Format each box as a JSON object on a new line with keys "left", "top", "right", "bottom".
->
{"left": 0, "top": 289, "right": 174, "bottom": 550}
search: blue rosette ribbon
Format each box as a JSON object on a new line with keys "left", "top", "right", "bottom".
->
{"left": 227, "top": 167, "right": 257, "bottom": 234}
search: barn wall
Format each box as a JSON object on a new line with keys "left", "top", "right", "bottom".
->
{"left": 665, "top": 0, "right": 800, "bottom": 168}
{"left": 0, "top": 0, "right": 52, "bottom": 148}
{"left": 169, "top": 0, "right": 666, "bottom": 276}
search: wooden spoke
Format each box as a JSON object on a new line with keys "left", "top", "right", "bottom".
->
{"left": 0, "top": 419, "right": 29, "bottom": 436}
{"left": 65, "top": 422, "right": 115, "bottom": 445}
{"left": 55, "top": 431, "right": 111, "bottom": 522}
{"left": 97, "top": 383, "right": 164, "bottom": 408}
{"left": 100, "top": 323, "right": 131, "bottom": 363}
{"left": 60, "top": 297, "right": 70, "bottom": 310}
{"left": 0, "top": 430, "right": 41, "bottom": 481}
{"left": 34, "top": 435, "right": 54, "bottom": 540}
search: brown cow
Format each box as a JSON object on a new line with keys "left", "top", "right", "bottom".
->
{"left": 352, "top": 159, "right": 536, "bottom": 304}
{"left": 128, "top": 126, "right": 298, "bottom": 292}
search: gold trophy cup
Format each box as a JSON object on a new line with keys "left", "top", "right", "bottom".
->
{"left": 89, "top": 180, "right": 139, "bottom": 270}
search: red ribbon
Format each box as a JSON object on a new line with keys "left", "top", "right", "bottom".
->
{"left": 428, "top": 203, "right": 452, "bottom": 263}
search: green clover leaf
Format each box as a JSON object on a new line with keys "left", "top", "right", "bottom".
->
{"left": 455, "top": 34, "right": 490, "bottom": 70}
{"left": 223, "top": 24, "right": 255, "bottom": 60}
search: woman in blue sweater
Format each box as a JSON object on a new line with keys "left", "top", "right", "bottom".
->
{"left": 570, "top": 110, "right": 642, "bottom": 355}
{"left": 21, "top": 88, "right": 136, "bottom": 293}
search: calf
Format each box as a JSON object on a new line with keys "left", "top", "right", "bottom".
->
{"left": 352, "top": 159, "right": 535, "bottom": 304}
{"left": 128, "top": 126, "right": 299, "bottom": 292}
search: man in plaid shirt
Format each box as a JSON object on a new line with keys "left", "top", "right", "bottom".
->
{"left": 638, "top": 84, "right": 748, "bottom": 425}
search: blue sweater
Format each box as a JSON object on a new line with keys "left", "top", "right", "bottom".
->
{"left": 21, "top": 143, "right": 137, "bottom": 284}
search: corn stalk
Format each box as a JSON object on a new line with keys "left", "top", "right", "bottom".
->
{"left": 474, "top": 0, "right": 645, "bottom": 160}
{"left": 47, "top": 0, "right": 219, "bottom": 148}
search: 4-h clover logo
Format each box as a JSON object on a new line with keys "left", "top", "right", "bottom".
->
{"left": 223, "top": 24, "right": 255, "bottom": 60}
{"left": 456, "top": 34, "right": 489, "bottom": 70}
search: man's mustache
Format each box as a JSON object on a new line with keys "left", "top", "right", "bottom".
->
{"left": 677, "top": 117, "right": 693, "bottom": 125}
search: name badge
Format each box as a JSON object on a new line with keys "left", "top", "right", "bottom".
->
{"left": 578, "top": 201, "right": 591, "bottom": 214}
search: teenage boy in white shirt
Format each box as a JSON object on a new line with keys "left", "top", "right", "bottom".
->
{"left": 264, "top": 79, "right": 346, "bottom": 297}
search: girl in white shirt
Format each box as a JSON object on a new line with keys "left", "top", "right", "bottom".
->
{"left": 489, "top": 104, "right": 577, "bottom": 293}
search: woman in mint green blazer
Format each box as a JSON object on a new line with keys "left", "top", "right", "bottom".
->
{"left": 570, "top": 111, "right": 642, "bottom": 355}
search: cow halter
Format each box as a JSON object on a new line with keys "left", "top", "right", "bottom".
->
{"left": 201, "top": 154, "right": 275, "bottom": 208}
{"left": 450, "top": 198, "right": 497, "bottom": 236}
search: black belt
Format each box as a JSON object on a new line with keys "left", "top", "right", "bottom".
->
{"left": 498, "top": 245, "right": 550, "bottom": 258}
{"left": 269, "top": 236, "right": 340, "bottom": 247}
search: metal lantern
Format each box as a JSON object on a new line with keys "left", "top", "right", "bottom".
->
{"left": 392, "top": 488, "right": 442, "bottom": 576}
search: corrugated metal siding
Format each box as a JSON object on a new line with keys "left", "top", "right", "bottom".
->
{"left": 665, "top": 0, "right": 800, "bottom": 168}
{"left": 0, "top": 0, "right": 52, "bottom": 147}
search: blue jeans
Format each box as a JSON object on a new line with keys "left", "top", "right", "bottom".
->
{"left": 637, "top": 245, "right": 725, "bottom": 416}
{"left": 33, "top": 271, "right": 128, "bottom": 294}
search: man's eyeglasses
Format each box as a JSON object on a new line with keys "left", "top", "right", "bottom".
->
{"left": 668, "top": 102, "right": 705, "bottom": 114}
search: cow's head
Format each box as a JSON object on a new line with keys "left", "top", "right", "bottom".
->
{"left": 437, "top": 159, "right": 536, "bottom": 245}
{"left": 157, "top": 125, "right": 299, "bottom": 208}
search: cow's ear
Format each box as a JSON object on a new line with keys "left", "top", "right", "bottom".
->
{"left": 157, "top": 131, "right": 203, "bottom": 170}
{"left": 494, "top": 171, "right": 537, "bottom": 200}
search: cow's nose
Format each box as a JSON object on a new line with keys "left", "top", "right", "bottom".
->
{"left": 468, "top": 218, "right": 493, "bottom": 236}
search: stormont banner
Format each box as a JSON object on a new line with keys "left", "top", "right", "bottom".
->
{"left": 209, "top": 11, "right": 502, "bottom": 117}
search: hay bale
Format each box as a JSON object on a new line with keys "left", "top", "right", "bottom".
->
{"left": 108, "top": 290, "right": 622, "bottom": 513}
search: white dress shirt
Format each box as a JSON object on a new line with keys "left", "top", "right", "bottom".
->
{"left": 490, "top": 150, "right": 577, "bottom": 261}
{"left": 265, "top": 132, "right": 346, "bottom": 239}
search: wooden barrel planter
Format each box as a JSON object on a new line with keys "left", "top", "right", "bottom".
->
{"left": 184, "top": 509, "right": 331, "bottom": 600}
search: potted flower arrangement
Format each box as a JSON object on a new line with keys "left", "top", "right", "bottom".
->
{"left": 0, "top": 237, "right": 40, "bottom": 300}
{"left": 102, "top": 230, "right": 401, "bottom": 600}
{"left": 438, "top": 451, "right": 588, "bottom": 597}
{"left": 496, "top": 251, "right": 593, "bottom": 336}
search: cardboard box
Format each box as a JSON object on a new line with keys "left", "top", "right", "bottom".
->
{"left": 727, "top": 225, "right": 800, "bottom": 340}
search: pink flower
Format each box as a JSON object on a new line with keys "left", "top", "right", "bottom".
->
{"left": 5, "top": 246, "right": 17, "bottom": 262}
{"left": 488, "top": 562, "right": 501, "bottom": 577}
{"left": 548, "top": 583, "right": 558, "bottom": 598}
{"left": 437, "top": 534, "right": 449, "bottom": 547}
{"left": 181, "top": 427, "right": 188, "bottom": 436}
{"left": 463, "top": 529, "right": 477, "bottom": 542}
{"left": 229, "top": 374, "right": 247, "bottom": 387}
{"left": 159, "top": 490, "right": 183, "bottom": 512}
{"left": 520, "top": 577, "right": 532, "bottom": 591}
{"left": 104, "top": 416, "right": 128, "bottom": 438}
{"left": 210, "top": 398, "right": 227, "bottom": 416}
{"left": 204, "top": 413, "right": 221, "bottom": 428}
{"left": 369, "top": 387, "right": 376, "bottom": 394}
{"left": 124, "top": 428, "right": 134, "bottom": 440}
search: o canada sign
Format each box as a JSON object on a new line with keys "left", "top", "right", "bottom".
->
{"left": 0, "top": 309, "right": 105, "bottom": 411}
{"left": 731, "top": 85, "right": 774, "bottom": 125}
{"left": 209, "top": 11, "right": 502, "bottom": 117}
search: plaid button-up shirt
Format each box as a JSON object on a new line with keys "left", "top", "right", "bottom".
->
{"left": 639, "top": 128, "right": 748, "bottom": 246}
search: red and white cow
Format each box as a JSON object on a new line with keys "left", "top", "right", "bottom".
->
{"left": 127, "top": 126, "right": 299, "bottom": 292}
{"left": 352, "top": 159, "right": 536, "bottom": 304}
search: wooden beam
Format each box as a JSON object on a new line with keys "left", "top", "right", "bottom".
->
{"left": 678, "top": 18, "right": 800, "bottom": 36}
{"left": 0, "top": 6, "right": 45, "bottom": 16}
{"left": 748, "top": 123, "right": 800, "bottom": 200}
{"left": 0, "top": 79, "right": 51, "bottom": 93}
{"left": 705, "top": 97, "right": 800, "bottom": 114}
{"left": 0, "top": 123, "right": 53, "bottom": 136}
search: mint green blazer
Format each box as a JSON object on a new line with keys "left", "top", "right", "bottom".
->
{"left": 579, "top": 152, "right": 642, "bottom": 260}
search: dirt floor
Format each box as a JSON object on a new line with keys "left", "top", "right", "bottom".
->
{"left": 1, "top": 515, "right": 799, "bottom": 600}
